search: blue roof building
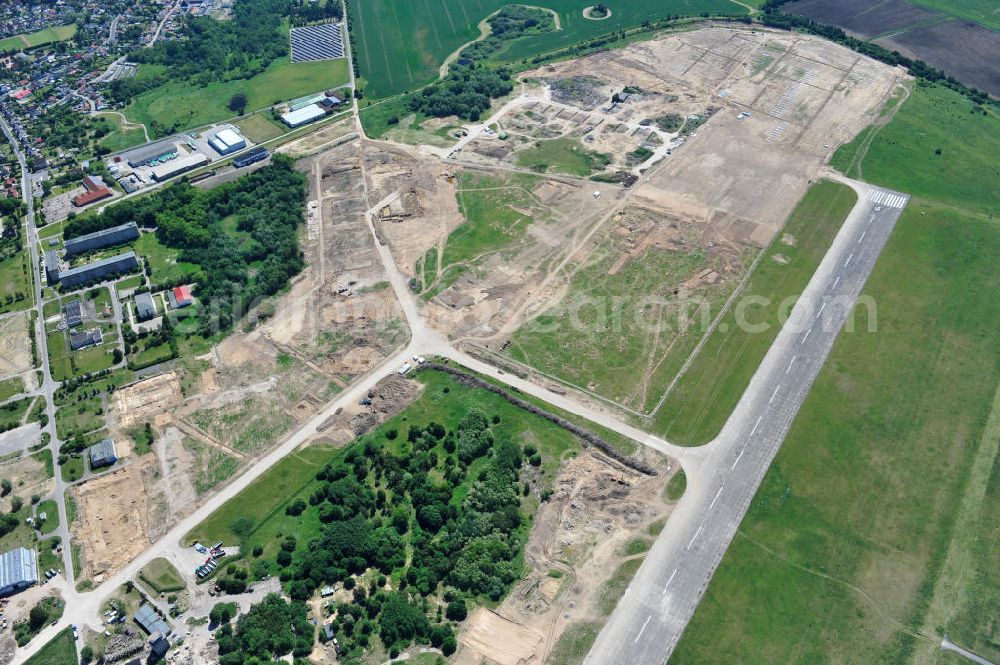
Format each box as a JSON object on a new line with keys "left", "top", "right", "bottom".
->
{"left": 0, "top": 547, "right": 38, "bottom": 596}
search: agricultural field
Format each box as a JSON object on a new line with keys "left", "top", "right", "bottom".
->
{"left": 352, "top": 0, "right": 746, "bottom": 97}
{"left": 0, "top": 23, "right": 77, "bottom": 52}
{"left": 652, "top": 180, "right": 857, "bottom": 444}
{"left": 125, "top": 57, "right": 349, "bottom": 136}
{"left": 908, "top": 0, "right": 1000, "bottom": 30}
{"left": 673, "top": 83, "right": 1000, "bottom": 664}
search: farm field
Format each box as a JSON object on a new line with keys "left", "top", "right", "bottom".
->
{"left": 652, "top": 180, "right": 857, "bottom": 444}
{"left": 907, "top": 0, "right": 1000, "bottom": 31}
{"left": 352, "top": 0, "right": 746, "bottom": 98}
{"left": 125, "top": 57, "right": 349, "bottom": 136}
{"left": 672, "top": 83, "right": 1000, "bottom": 664}
{"left": 0, "top": 24, "right": 76, "bottom": 52}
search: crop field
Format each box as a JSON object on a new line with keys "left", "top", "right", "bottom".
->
{"left": 352, "top": 0, "right": 746, "bottom": 98}
{"left": 415, "top": 171, "right": 544, "bottom": 299}
{"left": 653, "top": 180, "right": 857, "bottom": 444}
{"left": 126, "top": 57, "right": 349, "bottom": 136}
{"left": 905, "top": 0, "right": 1000, "bottom": 31}
{"left": 673, "top": 83, "right": 1000, "bottom": 664}
{"left": 0, "top": 24, "right": 76, "bottom": 52}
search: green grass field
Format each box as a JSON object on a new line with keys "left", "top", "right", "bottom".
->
{"left": 0, "top": 24, "right": 76, "bottom": 52}
{"left": 416, "top": 171, "right": 543, "bottom": 298}
{"left": 353, "top": 0, "right": 746, "bottom": 98}
{"left": 126, "top": 57, "right": 349, "bottom": 136}
{"left": 234, "top": 112, "right": 288, "bottom": 143}
{"left": 652, "top": 180, "right": 857, "bottom": 444}
{"left": 0, "top": 242, "right": 33, "bottom": 316}
{"left": 93, "top": 113, "right": 147, "bottom": 153}
{"left": 830, "top": 83, "right": 999, "bottom": 215}
{"left": 140, "top": 557, "right": 186, "bottom": 594}
{"left": 0, "top": 376, "right": 23, "bottom": 402}
{"left": 37, "top": 499, "right": 59, "bottom": 535}
{"left": 136, "top": 232, "right": 202, "bottom": 285}
{"left": 515, "top": 137, "right": 611, "bottom": 176}
{"left": 23, "top": 627, "right": 77, "bottom": 665}
{"left": 672, "top": 83, "right": 1000, "bottom": 664}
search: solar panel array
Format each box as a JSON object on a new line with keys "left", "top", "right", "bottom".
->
{"left": 290, "top": 23, "right": 345, "bottom": 63}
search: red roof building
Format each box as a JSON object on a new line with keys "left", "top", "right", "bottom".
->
{"left": 73, "top": 186, "right": 111, "bottom": 207}
{"left": 172, "top": 285, "right": 193, "bottom": 308}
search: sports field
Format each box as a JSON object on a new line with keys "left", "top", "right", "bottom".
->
{"left": 671, "top": 83, "right": 1000, "bottom": 664}
{"left": 0, "top": 24, "right": 76, "bottom": 52}
{"left": 125, "top": 58, "right": 349, "bottom": 136}
{"left": 352, "top": 0, "right": 746, "bottom": 98}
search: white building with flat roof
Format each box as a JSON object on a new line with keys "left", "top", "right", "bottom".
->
{"left": 209, "top": 128, "right": 247, "bottom": 155}
{"left": 281, "top": 104, "right": 326, "bottom": 128}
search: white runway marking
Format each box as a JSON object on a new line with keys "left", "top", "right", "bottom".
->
{"left": 769, "top": 385, "right": 780, "bottom": 404}
{"left": 833, "top": 276, "right": 840, "bottom": 289}
{"left": 732, "top": 448, "right": 745, "bottom": 469}
{"left": 786, "top": 356, "right": 796, "bottom": 373}
{"left": 687, "top": 525, "right": 704, "bottom": 550}
{"left": 815, "top": 302, "right": 826, "bottom": 319}
{"left": 802, "top": 328, "right": 812, "bottom": 343}
{"left": 845, "top": 253, "right": 854, "bottom": 267}
{"left": 662, "top": 569, "right": 677, "bottom": 594}
{"left": 750, "top": 415, "right": 762, "bottom": 437}
{"left": 635, "top": 615, "right": 652, "bottom": 642}
{"left": 709, "top": 486, "right": 724, "bottom": 509}
{"left": 859, "top": 230, "right": 866, "bottom": 242}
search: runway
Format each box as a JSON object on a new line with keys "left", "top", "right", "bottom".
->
{"left": 583, "top": 179, "right": 909, "bottom": 665}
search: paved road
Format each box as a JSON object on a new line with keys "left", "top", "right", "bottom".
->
{"left": 942, "top": 638, "right": 998, "bottom": 665}
{"left": 583, "top": 177, "right": 910, "bottom": 665}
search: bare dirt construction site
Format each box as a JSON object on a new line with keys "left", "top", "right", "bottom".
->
{"left": 453, "top": 450, "right": 676, "bottom": 665}
{"left": 374, "top": 27, "right": 902, "bottom": 414}
{"left": 0, "top": 311, "right": 37, "bottom": 392}
{"left": 69, "top": 141, "right": 408, "bottom": 583}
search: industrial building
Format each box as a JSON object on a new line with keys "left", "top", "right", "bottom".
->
{"left": 208, "top": 128, "right": 246, "bottom": 156}
{"left": 233, "top": 146, "right": 268, "bottom": 168}
{"left": 72, "top": 174, "right": 112, "bottom": 208}
{"left": 135, "top": 603, "right": 171, "bottom": 637}
{"left": 44, "top": 250, "right": 60, "bottom": 284}
{"left": 69, "top": 328, "right": 103, "bottom": 350}
{"left": 64, "top": 299, "right": 83, "bottom": 328}
{"left": 63, "top": 222, "right": 140, "bottom": 257}
{"left": 0, "top": 547, "right": 38, "bottom": 596}
{"left": 57, "top": 251, "right": 138, "bottom": 289}
{"left": 281, "top": 104, "right": 326, "bottom": 128}
{"left": 151, "top": 152, "right": 209, "bottom": 182}
{"left": 88, "top": 438, "right": 117, "bottom": 469}
{"left": 135, "top": 292, "right": 156, "bottom": 321}
{"left": 124, "top": 141, "right": 177, "bottom": 168}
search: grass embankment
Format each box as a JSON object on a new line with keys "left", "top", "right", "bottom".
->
{"left": 672, "top": 83, "right": 1000, "bottom": 664}
{"left": 23, "top": 627, "right": 77, "bottom": 665}
{"left": 353, "top": 0, "right": 744, "bottom": 98}
{"left": 140, "top": 557, "right": 186, "bottom": 594}
{"left": 416, "top": 171, "right": 542, "bottom": 299}
{"left": 126, "top": 58, "right": 349, "bottom": 136}
{"left": 0, "top": 24, "right": 76, "bottom": 52}
{"left": 653, "top": 180, "right": 857, "bottom": 444}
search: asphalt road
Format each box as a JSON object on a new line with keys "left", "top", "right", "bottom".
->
{"left": 582, "top": 178, "right": 910, "bottom": 665}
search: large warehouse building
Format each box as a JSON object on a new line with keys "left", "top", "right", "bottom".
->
{"left": 151, "top": 152, "right": 209, "bottom": 182}
{"left": 0, "top": 547, "right": 38, "bottom": 596}
{"left": 64, "top": 222, "right": 140, "bottom": 257}
{"left": 208, "top": 128, "right": 246, "bottom": 156}
{"left": 281, "top": 104, "right": 326, "bottom": 128}
{"left": 58, "top": 251, "right": 139, "bottom": 288}
{"left": 124, "top": 141, "right": 177, "bottom": 168}
{"left": 88, "top": 438, "right": 118, "bottom": 469}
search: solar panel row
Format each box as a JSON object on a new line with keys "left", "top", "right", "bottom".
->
{"left": 290, "top": 23, "right": 345, "bottom": 63}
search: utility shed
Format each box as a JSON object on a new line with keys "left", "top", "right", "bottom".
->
{"left": 0, "top": 547, "right": 38, "bottom": 596}
{"left": 135, "top": 603, "right": 171, "bottom": 637}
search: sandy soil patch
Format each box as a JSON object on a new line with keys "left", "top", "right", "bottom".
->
{"left": 112, "top": 372, "right": 182, "bottom": 429}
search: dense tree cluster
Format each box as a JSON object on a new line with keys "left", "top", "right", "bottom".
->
{"left": 262, "top": 408, "right": 533, "bottom": 659}
{"left": 108, "top": 0, "right": 292, "bottom": 106}
{"left": 217, "top": 594, "right": 313, "bottom": 664}
{"left": 408, "top": 67, "right": 513, "bottom": 121}
{"left": 458, "top": 5, "right": 554, "bottom": 64}
{"left": 64, "top": 155, "right": 307, "bottom": 335}
{"left": 291, "top": 0, "right": 343, "bottom": 26}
